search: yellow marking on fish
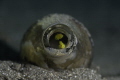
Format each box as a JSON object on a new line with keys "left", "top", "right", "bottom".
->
{"left": 55, "top": 34, "right": 63, "bottom": 40}
{"left": 59, "top": 41, "right": 65, "bottom": 48}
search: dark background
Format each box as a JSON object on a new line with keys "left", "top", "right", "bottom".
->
{"left": 0, "top": 0, "right": 120, "bottom": 76}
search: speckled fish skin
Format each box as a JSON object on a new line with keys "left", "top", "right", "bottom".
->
{"left": 21, "top": 14, "right": 93, "bottom": 70}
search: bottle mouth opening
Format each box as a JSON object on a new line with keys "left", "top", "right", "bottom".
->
{"left": 42, "top": 24, "right": 77, "bottom": 57}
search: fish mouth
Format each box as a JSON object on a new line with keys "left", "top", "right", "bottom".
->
{"left": 42, "top": 24, "right": 77, "bottom": 57}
